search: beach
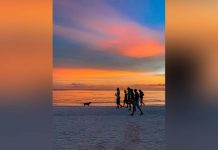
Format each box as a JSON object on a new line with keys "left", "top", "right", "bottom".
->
{"left": 53, "top": 106, "right": 165, "bottom": 150}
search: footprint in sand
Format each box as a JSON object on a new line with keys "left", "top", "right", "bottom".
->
{"left": 115, "top": 122, "right": 142, "bottom": 150}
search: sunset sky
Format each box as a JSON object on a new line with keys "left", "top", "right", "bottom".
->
{"left": 53, "top": 0, "right": 165, "bottom": 90}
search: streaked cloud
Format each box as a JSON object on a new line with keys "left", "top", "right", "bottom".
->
{"left": 54, "top": 45, "right": 164, "bottom": 72}
{"left": 54, "top": 21, "right": 164, "bottom": 58}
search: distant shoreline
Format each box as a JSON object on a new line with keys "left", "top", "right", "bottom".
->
{"left": 52, "top": 89, "right": 165, "bottom": 91}
{"left": 53, "top": 104, "right": 165, "bottom": 107}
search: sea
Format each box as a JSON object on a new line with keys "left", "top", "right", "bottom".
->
{"left": 53, "top": 90, "right": 165, "bottom": 106}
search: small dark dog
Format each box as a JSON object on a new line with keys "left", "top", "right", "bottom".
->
{"left": 83, "top": 102, "right": 92, "bottom": 106}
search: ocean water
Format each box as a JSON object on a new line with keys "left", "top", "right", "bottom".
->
{"left": 53, "top": 90, "right": 165, "bottom": 106}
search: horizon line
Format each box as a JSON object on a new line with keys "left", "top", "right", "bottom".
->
{"left": 52, "top": 88, "right": 165, "bottom": 91}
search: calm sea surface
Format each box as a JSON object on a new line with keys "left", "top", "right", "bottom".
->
{"left": 53, "top": 90, "right": 165, "bottom": 106}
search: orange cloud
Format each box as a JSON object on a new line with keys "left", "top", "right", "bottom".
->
{"left": 123, "top": 39, "right": 164, "bottom": 57}
{"left": 92, "top": 21, "right": 164, "bottom": 58}
{"left": 53, "top": 68, "right": 165, "bottom": 89}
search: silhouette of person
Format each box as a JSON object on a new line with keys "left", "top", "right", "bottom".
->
{"left": 139, "top": 89, "right": 145, "bottom": 107}
{"left": 131, "top": 89, "right": 143, "bottom": 116}
{"left": 127, "top": 87, "right": 131, "bottom": 110}
{"left": 115, "top": 88, "right": 122, "bottom": 109}
{"left": 130, "top": 89, "right": 135, "bottom": 110}
{"left": 123, "top": 90, "right": 128, "bottom": 107}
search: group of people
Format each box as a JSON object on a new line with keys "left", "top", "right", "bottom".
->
{"left": 115, "top": 87, "right": 144, "bottom": 116}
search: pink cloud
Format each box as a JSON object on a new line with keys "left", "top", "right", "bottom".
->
{"left": 54, "top": 0, "right": 164, "bottom": 58}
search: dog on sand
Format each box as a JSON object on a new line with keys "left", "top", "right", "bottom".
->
{"left": 83, "top": 102, "right": 92, "bottom": 106}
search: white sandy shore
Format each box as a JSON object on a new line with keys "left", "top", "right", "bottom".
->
{"left": 53, "top": 106, "right": 165, "bottom": 150}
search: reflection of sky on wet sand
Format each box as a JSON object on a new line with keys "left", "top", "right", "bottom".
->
{"left": 53, "top": 90, "right": 165, "bottom": 106}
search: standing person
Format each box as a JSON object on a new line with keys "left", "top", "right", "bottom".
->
{"left": 123, "top": 90, "right": 128, "bottom": 107}
{"left": 127, "top": 87, "right": 131, "bottom": 109}
{"left": 129, "top": 88, "right": 134, "bottom": 111}
{"left": 131, "top": 89, "right": 143, "bottom": 116}
{"left": 139, "top": 89, "right": 145, "bottom": 107}
{"left": 115, "top": 88, "right": 122, "bottom": 109}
